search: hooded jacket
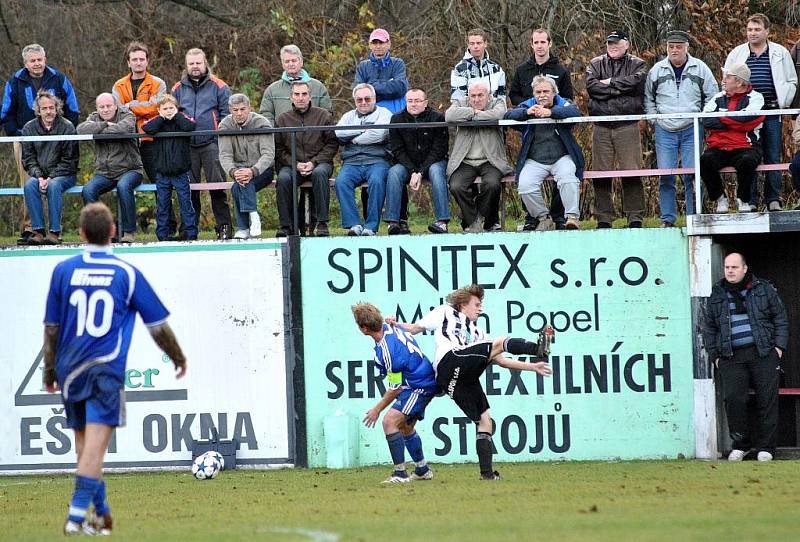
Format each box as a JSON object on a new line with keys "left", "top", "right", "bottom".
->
{"left": 259, "top": 70, "right": 333, "bottom": 124}
{"left": 450, "top": 50, "right": 507, "bottom": 102}
{"left": 389, "top": 107, "right": 448, "bottom": 177}
{"left": 644, "top": 54, "right": 719, "bottom": 132}
{"left": 2, "top": 65, "right": 79, "bottom": 136}
{"left": 142, "top": 112, "right": 196, "bottom": 176}
{"left": 703, "top": 87, "right": 765, "bottom": 151}
{"left": 586, "top": 52, "right": 647, "bottom": 127}
{"left": 77, "top": 109, "right": 143, "bottom": 179}
{"left": 218, "top": 112, "right": 274, "bottom": 178}
{"left": 509, "top": 55, "right": 573, "bottom": 105}
{"left": 444, "top": 96, "right": 512, "bottom": 177}
{"left": 171, "top": 72, "right": 230, "bottom": 147}
{"left": 21, "top": 115, "right": 79, "bottom": 178}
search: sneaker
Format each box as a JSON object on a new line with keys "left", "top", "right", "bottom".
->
{"left": 596, "top": 221, "right": 612, "bottom": 229}
{"left": 362, "top": 228, "right": 376, "bottom": 236}
{"left": 398, "top": 221, "right": 411, "bottom": 235}
{"left": 382, "top": 471, "right": 411, "bottom": 484}
{"left": 275, "top": 227, "right": 292, "bottom": 238}
{"left": 486, "top": 223, "right": 502, "bottom": 232}
{"left": 565, "top": 217, "right": 580, "bottom": 230}
{"left": 63, "top": 520, "right": 97, "bottom": 536}
{"left": 535, "top": 217, "right": 555, "bottom": 231}
{"left": 119, "top": 232, "right": 135, "bottom": 243}
{"left": 728, "top": 449, "right": 747, "bottom": 461}
{"left": 43, "top": 231, "right": 62, "bottom": 245}
{"left": 757, "top": 451, "right": 773, "bottom": 462}
{"left": 28, "top": 231, "right": 45, "bottom": 245}
{"left": 521, "top": 219, "right": 538, "bottom": 231}
{"left": 249, "top": 212, "right": 262, "bottom": 237}
{"left": 233, "top": 229, "right": 251, "bottom": 240}
{"left": 715, "top": 196, "right": 729, "bottom": 213}
{"left": 387, "top": 222, "right": 402, "bottom": 235}
{"left": 768, "top": 201, "right": 782, "bottom": 212}
{"left": 411, "top": 467, "right": 434, "bottom": 481}
{"left": 628, "top": 220, "right": 642, "bottom": 228}
{"left": 736, "top": 199, "right": 752, "bottom": 212}
{"left": 348, "top": 225, "right": 364, "bottom": 236}
{"left": 16, "top": 230, "right": 34, "bottom": 246}
{"left": 427, "top": 221, "right": 448, "bottom": 234}
{"left": 217, "top": 224, "right": 233, "bottom": 240}
{"left": 316, "top": 222, "right": 329, "bottom": 237}
{"left": 480, "top": 470, "right": 501, "bottom": 480}
{"left": 88, "top": 511, "right": 113, "bottom": 536}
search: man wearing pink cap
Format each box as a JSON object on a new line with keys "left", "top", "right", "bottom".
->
{"left": 354, "top": 28, "right": 409, "bottom": 114}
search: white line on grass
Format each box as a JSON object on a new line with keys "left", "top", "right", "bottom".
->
{"left": 264, "top": 527, "right": 340, "bottom": 541}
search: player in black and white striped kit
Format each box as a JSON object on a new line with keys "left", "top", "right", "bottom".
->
{"left": 392, "top": 284, "right": 553, "bottom": 480}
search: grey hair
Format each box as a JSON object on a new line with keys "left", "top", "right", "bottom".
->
{"left": 33, "top": 90, "right": 63, "bottom": 116}
{"left": 229, "top": 93, "right": 251, "bottom": 107}
{"left": 352, "top": 83, "right": 376, "bottom": 100}
{"left": 22, "top": 43, "right": 45, "bottom": 62}
{"left": 280, "top": 44, "right": 303, "bottom": 61}
{"left": 467, "top": 80, "right": 490, "bottom": 93}
{"left": 531, "top": 75, "right": 559, "bottom": 94}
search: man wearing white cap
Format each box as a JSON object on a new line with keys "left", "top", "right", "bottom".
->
{"left": 354, "top": 28, "right": 409, "bottom": 114}
{"left": 699, "top": 63, "right": 765, "bottom": 214}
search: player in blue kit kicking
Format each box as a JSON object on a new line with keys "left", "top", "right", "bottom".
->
{"left": 42, "top": 202, "right": 188, "bottom": 536}
{"left": 353, "top": 302, "right": 439, "bottom": 484}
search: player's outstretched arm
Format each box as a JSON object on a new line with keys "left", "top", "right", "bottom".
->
{"left": 494, "top": 356, "right": 553, "bottom": 377}
{"left": 363, "top": 387, "right": 403, "bottom": 428}
{"left": 148, "top": 322, "right": 188, "bottom": 378}
{"left": 42, "top": 324, "right": 60, "bottom": 393}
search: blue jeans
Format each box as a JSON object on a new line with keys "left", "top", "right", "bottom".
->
{"left": 335, "top": 161, "right": 389, "bottom": 231}
{"left": 156, "top": 172, "right": 197, "bottom": 239}
{"left": 82, "top": 171, "right": 143, "bottom": 234}
{"left": 231, "top": 168, "right": 273, "bottom": 230}
{"left": 655, "top": 124, "right": 696, "bottom": 224}
{"left": 385, "top": 160, "right": 450, "bottom": 223}
{"left": 755, "top": 114, "right": 782, "bottom": 205}
{"left": 24, "top": 175, "right": 77, "bottom": 233}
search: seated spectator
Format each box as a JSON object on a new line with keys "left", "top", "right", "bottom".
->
{"left": 275, "top": 81, "right": 338, "bottom": 237}
{"left": 218, "top": 93, "right": 274, "bottom": 239}
{"left": 790, "top": 114, "right": 800, "bottom": 191}
{"left": 445, "top": 81, "right": 511, "bottom": 233}
{"left": 505, "top": 76, "right": 583, "bottom": 231}
{"left": 260, "top": 44, "right": 332, "bottom": 124}
{"left": 21, "top": 91, "right": 79, "bottom": 245}
{"left": 335, "top": 83, "right": 392, "bottom": 236}
{"left": 354, "top": 28, "right": 408, "bottom": 114}
{"left": 387, "top": 88, "right": 450, "bottom": 234}
{"left": 142, "top": 94, "right": 197, "bottom": 241}
{"left": 77, "top": 93, "right": 143, "bottom": 243}
{"left": 700, "top": 63, "right": 765, "bottom": 214}
{"left": 450, "top": 28, "right": 506, "bottom": 103}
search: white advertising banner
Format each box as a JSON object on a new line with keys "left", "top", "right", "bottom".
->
{"left": 0, "top": 241, "right": 292, "bottom": 473}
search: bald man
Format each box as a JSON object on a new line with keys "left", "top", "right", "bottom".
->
{"left": 77, "top": 93, "right": 143, "bottom": 243}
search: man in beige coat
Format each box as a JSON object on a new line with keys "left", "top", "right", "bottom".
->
{"left": 445, "top": 81, "right": 512, "bottom": 232}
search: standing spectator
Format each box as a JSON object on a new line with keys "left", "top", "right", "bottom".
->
{"left": 509, "top": 27, "right": 573, "bottom": 231}
{"left": 505, "top": 76, "right": 583, "bottom": 231}
{"left": 172, "top": 48, "right": 233, "bottom": 239}
{"left": 2, "top": 43, "right": 79, "bottom": 245}
{"left": 791, "top": 40, "right": 800, "bottom": 109}
{"left": 445, "top": 81, "right": 512, "bottom": 233}
{"left": 703, "top": 252, "right": 787, "bottom": 462}
{"left": 354, "top": 28, "right": 408, "bottom": 114}
{"left": 451, "top": 28, "right": 506, "bottom": 103}
{"left": 77, "top": 93, "right": 143, "bottom": 243}
{"left": 386, "top": 88, "right": 450, "bottom": 234}
{"left": 260, "top": 44, "right": 333, "bottom": 125}
{"left": 335, "top": 83, "right": 392, "bottom": 236}
{"left": 142, "top": 94, "right": 198, "bottom": 241}
{"left": 791, "top": 114, "right": 800, "bottom": 190}
{"left": 645, "top": 30, "right": 718, "bottom": 227}
{"left": 275, "top": 81, "right": 338, "bottom": 237}
{"left": 699, "top": 64, "right": 765, "bottom": 214}
{"left": 21, "top": 91, "right": 79, "bottom": 245}
{"left": 218, "top": 94, "right": 274, "bottom": 240}
{"left": 725, "top": 13, "right": 798, "bottom": 211}
{"left": 586, "top": 29, "right": 647, "bottom": 228}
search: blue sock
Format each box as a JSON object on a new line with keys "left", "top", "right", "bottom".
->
{"left": 92, "top": 480, "right": 109, "bottom": 516}
{"left": 68, "top": 476, "right": 100, "bottom": 523}
{"left": 386, "top": 432, "right": 406, "bottom": 467}
{"left": 403, "top": 431, "right": 425, "bottom": 463}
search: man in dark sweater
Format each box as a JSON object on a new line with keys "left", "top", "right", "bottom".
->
{"left": 703, "top": 252, "right": 788, "bottom": 462}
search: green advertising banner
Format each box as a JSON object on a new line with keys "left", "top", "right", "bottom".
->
{"left": 301, "top": 229, "right": 693, "bottom": 467}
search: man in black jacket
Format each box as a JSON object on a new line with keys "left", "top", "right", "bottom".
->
{"left": 509, "top": 28, "right": 573, "bottom": 231}
{"left": 703, "top": 252, "right": 788, "bottom": 462}
{"left": 386, "top": 89, "right": 450, "bottom": 234}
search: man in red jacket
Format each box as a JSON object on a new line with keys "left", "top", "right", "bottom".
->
{"left": 699, "top": 63, "right": 765, "bottom": 214}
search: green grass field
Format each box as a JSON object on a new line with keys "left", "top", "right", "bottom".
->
{"left": 3, "top": 460, "right": 798, "bottom": 541}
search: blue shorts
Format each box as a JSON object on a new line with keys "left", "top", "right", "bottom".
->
{"left": 391, "top": 388, "right": 435, "bottom": 422}
{"left": 64, "top": 374, "right": 126, "bottom": 430}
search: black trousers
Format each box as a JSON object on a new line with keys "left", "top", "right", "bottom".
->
{"left": 449, "top": 162, "right": 502, "bottom": 229}
{"left": 718, "top": 345, "right": 780, "bottom": 454}
{"left": 700, "top": 147, "right": 762, "bottom": 203}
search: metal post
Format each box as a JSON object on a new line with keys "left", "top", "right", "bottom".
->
{"left": 290, "top": 131, "right": 298, "bottom": 235}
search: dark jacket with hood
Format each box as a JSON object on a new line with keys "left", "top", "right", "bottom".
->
{"left": 509, "top": 55, "right": 573, "bottom": 105}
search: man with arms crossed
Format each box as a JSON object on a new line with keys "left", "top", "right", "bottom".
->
{"left": 43, "top": 202, "right": 187, "bottom": 535}
{"left": 392, "top": 284, "right": 553, "bottom": 480}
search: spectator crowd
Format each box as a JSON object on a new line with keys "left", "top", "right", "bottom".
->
{"left": 2, "top": 14, "right": 799, "bottom": 244}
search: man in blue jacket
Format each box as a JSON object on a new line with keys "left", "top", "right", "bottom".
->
{"left": 2, "top": 43, "right": 79, "bottom": 244}
{"left": 354, "top": 28, "right": 408, "bottom": 114}
{"left": 505, "top": 75, "right": 583, "bottom": 231}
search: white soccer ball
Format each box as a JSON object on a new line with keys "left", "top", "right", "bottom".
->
{"left": 206, "top": 450, "right": 225, "bottom": 471}
{"left": 192, "top": 451, "right": 222, "bottom": 480}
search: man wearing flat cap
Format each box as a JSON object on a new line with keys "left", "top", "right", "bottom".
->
{"left": 699, "top": 63, "right": 765, "bottom": 214}
{"left": 586, "top": 29, "right": 647, "bottom": 228}
{"left": 645, "top": 30, "right": 718, "bottom": 227}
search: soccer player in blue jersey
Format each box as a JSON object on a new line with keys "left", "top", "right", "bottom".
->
{"left": 353, "top": 302, "right": 438, "bottom": 483}
{"left": 42, "top": 202, "right": 188, "bottom": 535}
